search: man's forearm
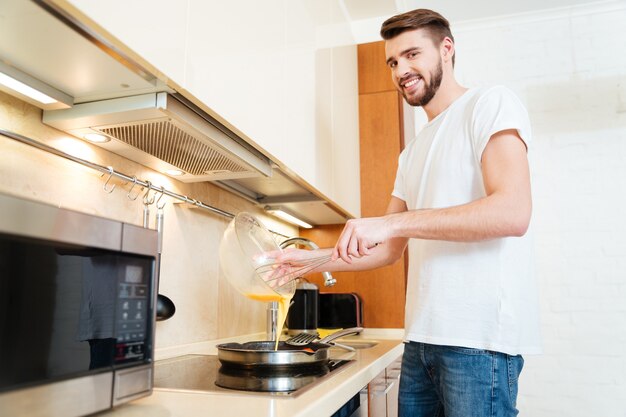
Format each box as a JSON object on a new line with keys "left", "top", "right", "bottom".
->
{"left": 308, "top": 239, "right": 406, "bottom": 273}
{"left": 388, "top": 192, "right": 531, "bottom": 242}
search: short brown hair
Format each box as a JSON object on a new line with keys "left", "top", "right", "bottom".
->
{"left": 380, "top": 9, "right": 455, "bottom": 64}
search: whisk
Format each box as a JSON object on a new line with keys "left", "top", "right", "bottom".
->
{"left": 254, "top": 253, "right": 333, "bottom": 289}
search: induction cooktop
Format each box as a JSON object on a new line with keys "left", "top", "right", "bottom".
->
{"left": 153, "top": 354, "right": 352, "bottom": 397}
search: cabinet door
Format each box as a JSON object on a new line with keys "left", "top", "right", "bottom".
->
{"left": 184, "top": 0, "right": 359, "bottom": 210}
{"left": 185, "top": 0, "right": 286, "bottom": 165}
{"left": 368, "top": 369, "right": 389, "bottom": 417}
{"left": 67, "top": 0, "right": 189, "bottom": 84}
{"left": 386, "top": 356, "right": 403, "bottom": 417}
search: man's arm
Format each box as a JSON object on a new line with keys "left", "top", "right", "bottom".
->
{"left": 274, "top": 196, "right": 409, "bottom": 272}
{"left": 333, "top": 129, "right": 531, "bottom": 262}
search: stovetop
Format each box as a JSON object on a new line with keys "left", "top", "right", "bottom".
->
{"left": 153, "top": 354, "right": 353, "bottom": 397}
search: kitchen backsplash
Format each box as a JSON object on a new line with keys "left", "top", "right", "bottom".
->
{"left": 0, "top": 91, "right": 298, "bottom": 350}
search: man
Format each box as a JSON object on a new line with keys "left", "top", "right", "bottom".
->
{"left": 275, "top": 8, "right": 541, "bottom": 417}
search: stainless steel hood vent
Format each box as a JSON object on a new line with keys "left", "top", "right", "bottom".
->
{"left": 42, "top": 93, "right": 272, "bottom": 182}
{"left": 98, "top": 120, "right": 250, "bottom": 176}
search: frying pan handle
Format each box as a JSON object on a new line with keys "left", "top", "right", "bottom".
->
{"left": 327, "top": 341, "right": 356, "bottom": 352}
{"left": 318, "top": 327, "right": 363, "bottom": 344}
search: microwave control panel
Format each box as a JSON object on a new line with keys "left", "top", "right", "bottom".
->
{"left": 114, "top": 263, "right": 150, "bottom": 364}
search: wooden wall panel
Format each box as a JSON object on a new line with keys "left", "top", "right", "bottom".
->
{"left": 359, "top": 91, "right": 403, "bottom": 218}
{"left": 300, "top": 226, "right": 406, "bottom": 329}
{"left": 299, "top": 40, "right": 407, "bottom": 329}
{"left": 357, "top": 41, "right": 396, "bottom": 94}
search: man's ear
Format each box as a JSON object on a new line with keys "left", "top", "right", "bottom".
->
{"left": 441, "top": 37, "right": 455, "bottom": 63}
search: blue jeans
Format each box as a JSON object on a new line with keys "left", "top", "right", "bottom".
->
{"left": 398, "top": 342, "right": 524, "bottom": 417}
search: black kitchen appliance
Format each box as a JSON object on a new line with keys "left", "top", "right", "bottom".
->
{"left": 286, "top": 280, "right": 319, "bottom": 335}
{"left": 318, "top": 293, "right": 363, "bottom": 329}
{"left": 0, "top": 193, "right": 158, "bottom": 416}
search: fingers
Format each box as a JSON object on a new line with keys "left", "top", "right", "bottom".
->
{"left": 333, "top": 219, "right": 384, "bottom": 263}
{"left": 359, "top": 241, "right": 371, "bottom": 257}
{"left": 347, "top": 232, "right": 360, "bottom": 259}
{"left": 331, "top": 246, "right": 340, "bottom": 262}
{"left": 334, "top": 220, "right": 368, "bottom": 263}
{"left": 275, "top": 247, "right": 315, "bottom": 264}
{"left": 261, "top": 263, "right": 292, "bottom": 288}
{"left": 333, "top": 222, "right": 354, "bottom": 263}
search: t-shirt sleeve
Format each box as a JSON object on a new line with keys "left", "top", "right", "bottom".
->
{"left": 391, "top": 151, "right": 406, "bottom": 201}
{"left": 471, "top": 86, "right": 532, "bottom": 162}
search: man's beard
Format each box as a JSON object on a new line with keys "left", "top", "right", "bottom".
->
{"left": 403, "top": 61, "right": 443, "bottom": 107}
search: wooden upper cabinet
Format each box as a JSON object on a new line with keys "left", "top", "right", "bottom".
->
{"left": 357, "top": 41, "right": 396, "bottom": 94}
{"left": 359, "top": 91, "right": 404, "bottom": 218}
{"left": 301, "top": 40, "right": 407, "bottom": 329}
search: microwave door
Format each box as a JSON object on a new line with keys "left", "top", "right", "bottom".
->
{"left": 0, "top": 237, "right": 153, "bottom": 390}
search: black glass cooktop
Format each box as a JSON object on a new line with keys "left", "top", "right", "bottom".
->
{"left": 154, "top": 354, "right": 352, "bottom": 397}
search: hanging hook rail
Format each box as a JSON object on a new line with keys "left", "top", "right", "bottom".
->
{"left": 143, "top": 180, "right": 156, "bottom": 205}
{"left": 0, "top": 128, "right": 295, "bottom": 238}
{"left": 127, "top": 176, "right": 142, "bottom": 200}
{"left": 156, "top": 186, "right": 167, "bottom": 210}
{"left": 0, "top": 128, "right": 235, "bottom": 220}
{"left": 102, "top": 167, "right": 116, "bottom": 193}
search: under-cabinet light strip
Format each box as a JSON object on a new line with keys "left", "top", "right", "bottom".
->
{"left": 265, "top": 207, "right": 313, "bottom": 229}
{"left": 0, "top": 61, "right": 73, "bottom": 108}
{"left": 0, "top": 72, "right": 57, "bottom": 104}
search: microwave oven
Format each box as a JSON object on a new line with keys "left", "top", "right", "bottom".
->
{"left": 0, "top": 193, "right": 158, "bottom": 416}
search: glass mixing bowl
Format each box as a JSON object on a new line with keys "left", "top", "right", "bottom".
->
{"left": 219, "top": 212, "right": 296, "bottom": 300}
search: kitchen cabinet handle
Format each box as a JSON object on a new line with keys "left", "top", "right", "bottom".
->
{"left": 370, "top": 380, "right": 395, "bottom": 396}
{"left": 386, "top": 369, "right": 401, "bottom": 380}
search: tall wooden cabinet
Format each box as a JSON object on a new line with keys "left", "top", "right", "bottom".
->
{"left": 301, "top": 41, "right": 407, "bottom": 328}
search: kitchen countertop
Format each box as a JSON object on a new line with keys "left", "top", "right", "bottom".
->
{"left": 98, "top": 329, "right": 405, "bottom": 417}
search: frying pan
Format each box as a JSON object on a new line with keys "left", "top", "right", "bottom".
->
{"left": 217, "top": 327, "right": 362, "bottom": 370}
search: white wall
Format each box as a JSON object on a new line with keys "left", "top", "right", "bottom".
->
{"left": 318, "top": 16, "right": 626, "bottom": 414}
{"left": 447, "top": 3, "right": 626, "bottom": 416}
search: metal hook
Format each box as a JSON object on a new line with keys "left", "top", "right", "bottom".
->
{"left": 156, "top": 186, "right": 167, "bottom": 210}
{"left": 102, "top": 167, "right": 116, "bottom": 194}
{"left": 143, "top": 181, "right": 155, "bottom": 205}
{"left": 127, "top": 176, "right": 142, "bottom": 201}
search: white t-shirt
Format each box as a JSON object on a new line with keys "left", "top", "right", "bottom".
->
{"left": 392, "top": 85, "right": 542, "bottom": 355}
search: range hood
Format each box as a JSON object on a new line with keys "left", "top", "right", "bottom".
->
{"left": 42, "top": 92, "right": 272, "bottom": 182}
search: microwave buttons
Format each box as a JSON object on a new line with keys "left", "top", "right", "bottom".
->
{"left": 135, "top": 286, "right": 147, "bottom": 297}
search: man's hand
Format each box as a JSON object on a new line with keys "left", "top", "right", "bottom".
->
{"left": 264, "top": 197, "right": 408, "bottom": 275}
{"left": 332, "top": 216, "right": 392, "bottom": 263}
{"left": 272, "top": 247, "right": 325, "bottom": 266}
{"left": 260, "top": 248, "right": 332, "bottom": 287}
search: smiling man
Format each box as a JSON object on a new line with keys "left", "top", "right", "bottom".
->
{"left": 275, "top": 9, "right": 541, "bottom": 416}
{"left": 386, "top": 35, "right": 444, "bottom": 109}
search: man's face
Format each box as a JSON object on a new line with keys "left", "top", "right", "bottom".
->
{"left": 385, "top": 29, "right": 444, "bottom": 107}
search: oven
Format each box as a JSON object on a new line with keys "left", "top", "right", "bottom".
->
{"left": 0, "top": 193, "right": 158, "bottom": 416}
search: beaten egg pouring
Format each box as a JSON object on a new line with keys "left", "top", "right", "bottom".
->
{"left": 246, "top": 293, "right": 292, "bottom": 350}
